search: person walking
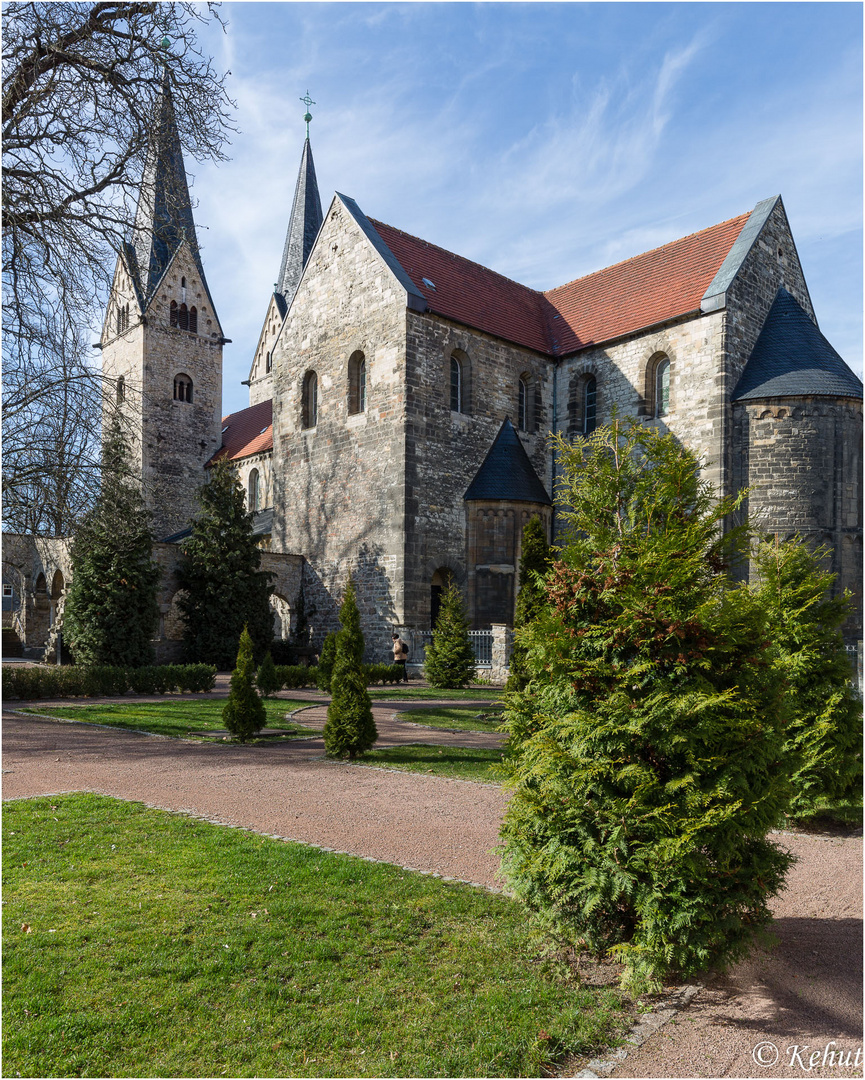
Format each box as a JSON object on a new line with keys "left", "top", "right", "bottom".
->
{"left": 392, "top": 632, "right": 409, "bottom": 682}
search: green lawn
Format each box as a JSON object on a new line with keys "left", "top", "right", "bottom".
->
{"left": 370, "top": 686, "right": 504, "bottom": 702}
{"left": 4, "top": 794, "right": 629, "bottom": 1078}
{"left": 356, "top": 744, "right": 506, "bottom": 783}
{"left": 395, "top": 704, "right": 505, "bottom": 733}
{"left": 18, "top": 699, "right": 316, "bottom": 741}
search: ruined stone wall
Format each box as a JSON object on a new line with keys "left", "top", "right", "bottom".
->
{"left": 404, "top": 311, "right": 553, "bottom": 628}
{"left": 101, "top": 242, "right": 224, "bottom": 541}
{"left": 271, "top": 199, "right": 408, "bottom": 654}
{"left": 731, "top": 397, "right": 863, "bottom": 640}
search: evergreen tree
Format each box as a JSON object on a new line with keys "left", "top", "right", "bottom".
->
{"left": 316, "top": 631, "right": 338, "bottom": 692}
{"left": 177, "top": 458, "right": 274, "bottom": 669}
{"left": 506, "top": 515, "right": 552, "bottom": 692}
{"left": 324, "top": 579, "right": 377, "bottom": 758}
{"left": 223, "top": 626, "right": 267, "bottom": 742}
{"left": 500, "top": 418, "right": 793, "bottom": 992}
{"left": 63, "top": 419, "right": 160, "bottom": 666}
{"left": 754, "top": 537, "right": 862, "bottom": 817}
{"left": 256, "top": 651, "right": 281, "bottom": 698}
{"left": 424, "top": 582, "right": 476, "bottom": 689}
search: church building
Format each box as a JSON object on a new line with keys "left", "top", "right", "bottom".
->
{"left": 13, "top": 81, "right": 861, "bottom": 665}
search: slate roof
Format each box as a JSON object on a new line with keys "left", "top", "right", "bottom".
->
{"left": 212, "top": 400, "right": 274, "bottom": 463}
{"left": 161, "top": 507, "right": 272, "bottom": 545}
{"left": 276, "top": 138, "right": 324, "bottom": 309}
{"left": 369, "top": 211, "right": 751, "bottom": 357}
{"left": 464, "top": 418, "right": 551, "bottom": 504}
{"left": 128, "top": 70, "right": 203, "bottom": 307}
{"left": 733, "top": 288, "right": 863, "bottom": 401}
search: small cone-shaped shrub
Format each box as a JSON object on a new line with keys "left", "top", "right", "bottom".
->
{"left": 424, "top": 582, "right": 476, "bottom": 689}
{"left": 316, "top": 632, "right": 338, "bottom": 692}
{"left": 505, "top": 515, "right": 552, "bottom": 693}
{"left": 324, "top": 580, "right": 377, "bottom": 758}
{"left": 222, "top": 626, "right": 267, "bottom": 742}
{"left": 256, "top": 651, "right": 281, "bottom": 698}
{"left": 754, "top": 537, "right": 862, "bottom": 817}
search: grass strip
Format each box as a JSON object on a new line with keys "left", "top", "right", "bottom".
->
{"left": 17, "top": 699, "right": 316, "bottom": 741}
{"left": 370, "top": 687, "right": 503, "bottom": 702}
{"left": 4, "top": 794, "right": 629, "bottom": 1078}
{"left": 394, "top": 704, "right": 505, "bottom": 733}
{"left": 355, "top": 744, "right": 506, "bottom": 783}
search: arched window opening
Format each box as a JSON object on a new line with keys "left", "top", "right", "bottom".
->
{"left": 170, "top": 300, "right": 178, "bottom": 328}
{"left": 248, "top": 469, "right": 260, "bottom": 512}
{"left": 181, "top": 276, "right": 187, "bottom": 302}
{"left": 348, "top": 351, "right": 366, "bottom": 415}
{"left": 518, "top": 377, "right": 528, "bottom": 431}
{"left": 188, "top": 306, "right": 198, "bottom": 334}
{"left": 178, "top": 303, "right": 189, "bottom": 331}
{"left": 265, "top": 351, "right": 272, "bottom": 374}
{"left": 116, "top": 375, "right": 125, "bottom": 404}
{"left": 173, "top": 373, "right": 193, "bottom": 403}
{"left": 450, "top": 356, "right": 462, "bottom": 412}
{"left": 654, "top": 357, "right": 670, "bottom": 418}
{"left": 583, "top": 376, "right": 597, "bottom": 434}
{"left": 302, "top": 371, "right": 318, "bottom": 429}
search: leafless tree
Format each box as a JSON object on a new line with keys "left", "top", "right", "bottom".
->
{"left": 2, "top": 1, "right": 234, "bottom": 535}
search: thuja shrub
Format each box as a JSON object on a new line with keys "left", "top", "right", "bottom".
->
{"left": 754, "top": 538, "right": 862, "bottom": 817}
{"left": 424, "top": 582, "right": 476, "bottom": 689}
{"left": 500, "top": 418, "right": 793, "bottom": 992}
{"left": 324, "top": 580, "right": 377, "bottom": 759}
{"left": 316, "top": 632, "right": 338, "bottom": 692}
{"left": 222, "top": 627, "right": 266, "bottom": 742}
{"left": 256, "top": 652, "right": 281, "bottom": 698}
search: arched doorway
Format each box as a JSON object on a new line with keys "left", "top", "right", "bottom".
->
{"left": 430, "top": 568, "right": 454, "bottom": 629}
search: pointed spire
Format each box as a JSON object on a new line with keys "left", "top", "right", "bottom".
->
{"left": 275, "top": 132, "right": 323, "bottom": 310}
{"left": 129, "top": 69, "right": 202, "bottom": 306}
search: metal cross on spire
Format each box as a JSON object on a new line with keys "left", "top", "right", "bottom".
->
{"left": 300, "top": 91, "right": 316, "bottom": 137}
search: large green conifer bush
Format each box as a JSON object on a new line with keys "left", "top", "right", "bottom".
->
{"left": 424, "top": 582, "right": 476, "bottom": 689}
{"left": 506, "top": 515, "right": 552, "bottom": 693}
{"left": 316, "top": 632, "right": 338, "bottom": 692}
{"left": 64, "top": 421, "right": 160, "bottom": 667}
{"left": 500, "top": 418, "right": 793, "bottom": 991}
{"left": 222, "top": 626, "right": 267, "bottom": 742}
{"left": 754, "top": 538, "right": 862, "bottom": 817}
{"left": 324, "top": 579, "right": 377, "bottom": 759}
{"left": 177, "top": 459, "right": 274, "bottom": 668}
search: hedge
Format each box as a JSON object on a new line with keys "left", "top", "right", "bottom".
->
{"left": 3, "top": 664, "right": 217, "bottom": 701}
{"left": 269, "top": 663, "right": 405, "bottom": 692}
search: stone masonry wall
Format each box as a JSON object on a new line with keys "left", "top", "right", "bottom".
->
{"left": 720, "top": 199, "right": 812, "bottom": 499}
{"left": 554, "top": 309, "right": 726, "bottom": 521}
{"left": 404, "top": 311, "right": 553, "bottom": 628}
{"left": 732, "top": 397, "right": 863, "bottom": 640}
{"left": 101, "top": 241, "right": 224, "bottom": 541}
{"left": 272, "top": 198, "right": 409, "bottom": 653}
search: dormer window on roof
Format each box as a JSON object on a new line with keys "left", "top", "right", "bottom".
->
{"left": 422, "top": 277, "right": 436, "bottom": 290}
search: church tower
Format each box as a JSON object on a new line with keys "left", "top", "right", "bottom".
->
{"left": 100, "top": 69, "right": 226, "bottom": 540}
{"left": 247, "top": 97, "right": 323, "bottom": 406}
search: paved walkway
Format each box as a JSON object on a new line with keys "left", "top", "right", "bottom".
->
{"left": 2, "top": 688, "right": 862, "bottom": 1078}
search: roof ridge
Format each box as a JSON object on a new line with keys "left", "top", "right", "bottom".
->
{"left": 368, "top": 218, "right": 545, "bottom": 297}
{"left": 544, "top": 210, "right": 751, "bottom": 297}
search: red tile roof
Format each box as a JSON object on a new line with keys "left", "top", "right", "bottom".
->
{"left": 544, "top": 213, "right": 751, "bottom": 353}
{"left": 371, "top": 220, "right": 553, "bottom": 354}
{"left": 213, "top": 399, "right": 273, "bottom": 462}
{"left": 371, "top": 211, "right": 751, "bottom": 357}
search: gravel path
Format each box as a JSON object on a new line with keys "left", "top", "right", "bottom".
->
{"left": 2, "top": 702, "right": 861, "bottom": 1078}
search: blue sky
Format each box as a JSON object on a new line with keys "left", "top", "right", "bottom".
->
{"left": 187, "top": 2, "right": 862, "bottom": 416}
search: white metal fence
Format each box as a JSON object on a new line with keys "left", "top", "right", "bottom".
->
{"left": 410, "top": 629, "right": 493, "bottom": 667}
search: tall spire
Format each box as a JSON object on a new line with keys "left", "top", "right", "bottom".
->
{"left": 129, "top": 68, "right": 202, "bottom": 306}
{"left": 275, "top": 100, "right": 323, "bottom": 311}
